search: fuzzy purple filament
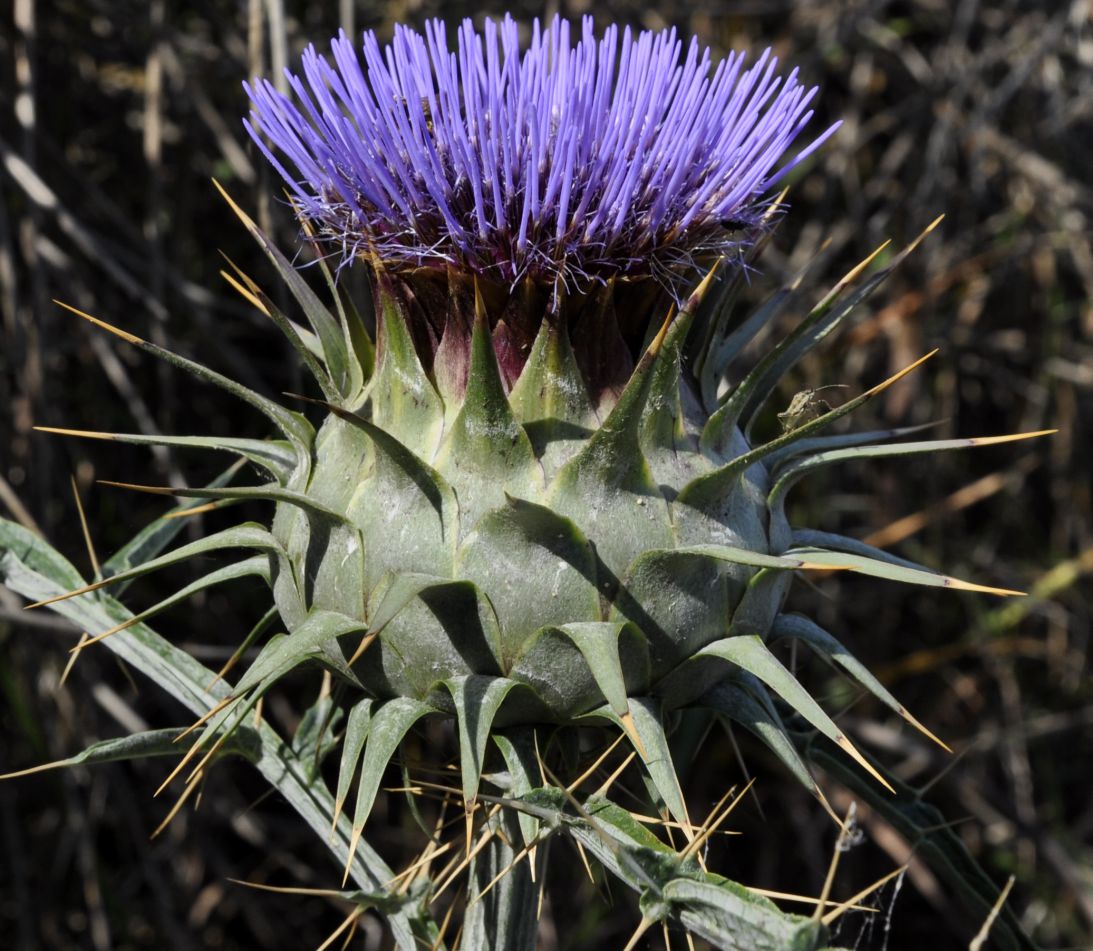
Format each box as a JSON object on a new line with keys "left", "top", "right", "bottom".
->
{"left": 245, "top": 15, "right": 838, "bottom": 289}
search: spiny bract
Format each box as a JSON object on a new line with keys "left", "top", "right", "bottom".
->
{"left": 23, "top": 15, "right": 1047, "bottom": 946}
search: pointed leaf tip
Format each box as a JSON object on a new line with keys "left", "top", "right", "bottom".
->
{"left": 54, "top": 300, "right": 144, "bottom": 345}
{"left": 898, "top": 707, "right": 953, "bottom": 753}
{"left": 834, "top": 733, "right": 896, "bottom": 794}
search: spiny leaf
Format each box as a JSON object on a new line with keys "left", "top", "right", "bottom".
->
{"left": 763, "top": 422, "right": 941, "bottom": 472}
{"left": 333, "top": 699, "right": 374, "bottom": 829}
{"left": 1, "top": 728, "right": 201, "bottom": 780}
{"left": 98, "top": 480, "right": 348, "bottom": 523}
{"left": 679, "top": 350, "right": 939, "bottom": 513}
{"left": 215, "top": 180, "right": 351, "bottom": 395}
{"left": 664, "top": 877, "right": 825, "bottom": 951}
{"left": 701, "top": 678, "right": 823, "bottom": 801}
{"left": 101, "top": 462, "right": 245, "bottom": 588}
{"left": 0, "top": 519, "right": 429, "bottom": 944}
{"left": 54, "top": 299, "right": 313, "bottom": 448}
{"left": 691, "top": 191, "right": 792, "bottom": 406}
{"left": 236, "top": 610, "right": 369, "bottom": 693}
{"left": 220, "top": 258, "right": 338, "bottom": 400}
{"left": 444, "top": 675, "right": 521, "bottom": 807}
{"left": 24, "top": 523, "right": 281, "bottom": 610}
{"left": 768, "top": 430, "right": 1056, "bottom": 513}
{"left": 75, "top": 556, "right": 269, "bottom": 651}
{"left": 691, "top": 634, "right": 894, "bottom": 793}
{"left": 707, "top": 218, "right": 942, "bottom": 450}
{"left": 347, "top": 698, "right": 434, "bottom": 874}
{"left": 299, "top": 211, "right": 375, "bottom": 400}
{"left": 772, "top": 614, "right": 950, "bottom": 751}
{"left": 35, "top": 426, "right": 298, "bottom": 483}
{"left": 587, "top": 696, "right": 691, "bottom": 831}
{"left": 783, "top": 546, "right": 1025, "bottom": 597}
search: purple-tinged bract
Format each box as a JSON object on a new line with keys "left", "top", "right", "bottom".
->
{"left": 245, "top": 15, "right": 838, "bottom": 289}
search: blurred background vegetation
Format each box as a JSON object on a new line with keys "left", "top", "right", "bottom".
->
{"left": 1, "top": 1, "right": 1090, "bottom": 948}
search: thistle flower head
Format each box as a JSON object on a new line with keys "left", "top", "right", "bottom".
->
{"left": 245, "top": 15, "right": 838, "bottom": 291}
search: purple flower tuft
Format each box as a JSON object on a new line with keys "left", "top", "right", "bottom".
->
{"left": 245, "top": 15, "right": 838, "bottom": 290}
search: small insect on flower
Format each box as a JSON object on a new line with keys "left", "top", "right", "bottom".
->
{"left": 778, "top": 384, "right": 850, "bottom": 432}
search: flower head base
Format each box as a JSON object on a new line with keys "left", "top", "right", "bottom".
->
{"left": 245, "top": 16, "right": 838, "bottom": 291}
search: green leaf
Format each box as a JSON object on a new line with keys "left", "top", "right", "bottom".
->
{"left": 705, "top": 227, "right": 938, "bottom": 449}
{"left": 444, "top": 675, "right": 521, "bottom": 805}
{"left": 772, "top": 613, "right": 943, "bottom": 745}
{"left": 81, "top": 556, "right": 269, "bottom": 646}
{"left": 700, "top": 678, "right": 821, "bottom": 800}
{"left": 784, "top": 546, "right": 1023, "bottom": 596}
{"left": 1, "top": 728, "right": 204, "bottom": 779}
{"left": 229, "top": 267, "right": 339, "bottom": 400}
{"left": 492, "top": 730, "right": 541, "bottom": 847}
{"left": 455, "top": 496, "right": 600, "bottom": 668}
{"left": 350, "top": 697, "right": 433, "bottom": 834}
{"left": 498, "top": 786, "right": 823, "bottom": 948}
{"left": 769, "top": 431, "right": 1053, "bottom": 518}
{"left": 588, "top": 696, "right": 690, "bottom": 828}
{"left": 102, "top": 462, "right": 247, "bottom": 587}
{"left": 334, "top": 699, "right": 374, "bottom": 825}
{"left": 508, "top": 627, "right": 618, "bottom": 721}
{"left": 338, "top": 281, "right": 376, "bottom": 401}
{"left": 665, "top": 877, "right": 825, "bottom": 951}
{"left": 217, "top": 182, "right": 351, "bottom": 396}
{"left": 236, "top": 610, "right": 368, "bottom": 694}
{"left": 37, "top": 427, "right": 298, "bottom": 483}
{"left": 764, "top": 423, "right": 939, "bottom": 472}
{"left": 690, "top": 216, "right": 792, "bottom": 409}
{"left": 304, "top": 224, "right": 375, "bottom": 400}
{"left": 23, "top": 523, "right": 282, "bottom": 610}
{"left": 58, "top": 301, "right": 315, "bottom": 448}
{"left": 696, "top": 285, "right": 795, "bottom": 413}
{"left": 687, "top": 635, "right": 894, "bottom": 792}
{"left": 682, "top": 356, "right": 936, "bottom": 517}
{"left": 102, "top": 482, "right": 346, "bottom": 523}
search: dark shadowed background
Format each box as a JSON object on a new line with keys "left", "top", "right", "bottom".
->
{"left": 1, "top": 1, "right": 1091, "bottom": 949}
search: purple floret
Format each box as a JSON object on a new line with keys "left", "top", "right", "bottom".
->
{"left": 245, "top": 15, "right": 838, "bottom": 290}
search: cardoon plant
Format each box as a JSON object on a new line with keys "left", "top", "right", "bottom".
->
{"left": 2, "top": 15, "right": 1046, "bottom": 950}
